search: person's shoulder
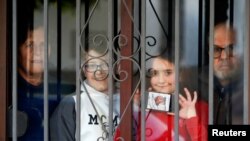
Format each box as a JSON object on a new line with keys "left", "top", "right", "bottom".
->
{"left": 51, "top": 94, "right": 76, "bottom": 117}
{"left": 58, "top": 93, "right": 76, "bottom": 106}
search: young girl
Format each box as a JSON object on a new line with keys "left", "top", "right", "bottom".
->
{"left": 136, "top": 55, "right": 208, "bottom": 141}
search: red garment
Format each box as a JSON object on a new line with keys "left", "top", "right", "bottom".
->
{"left": 136, "top": 101, "right": 208, "bottom": 141}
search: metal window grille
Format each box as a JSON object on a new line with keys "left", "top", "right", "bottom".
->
{"left": 9, "top": 0, "right": 250, "bottom": 140}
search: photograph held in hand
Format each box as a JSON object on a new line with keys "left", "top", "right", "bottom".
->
{"left": 147, "top": 91, "right": 174, "bottom": 114}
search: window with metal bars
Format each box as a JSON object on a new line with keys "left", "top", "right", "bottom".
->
{"left": 4, "top": 0, "right": 250, "bottom": 141}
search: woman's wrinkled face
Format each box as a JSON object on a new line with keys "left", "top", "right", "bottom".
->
{"left": 149, "top": 57, "right": 175, "bottom": 94}
{"left": 18, "top": 27, "right": 45, "bottom": 75}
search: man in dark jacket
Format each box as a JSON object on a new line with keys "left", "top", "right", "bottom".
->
{"left": 200, "top": 22, "right": 244, "bottom": 125}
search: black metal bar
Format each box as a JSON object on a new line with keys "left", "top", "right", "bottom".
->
{"left": 56, "top": 0, "right": 62, "bottom": 101}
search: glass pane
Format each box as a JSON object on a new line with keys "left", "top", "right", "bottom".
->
{"left": 49, "top": 0, "right": 121, "bottom": 141}
{"left": 211, "top": 0, "right": 245, "bottom": 125}
{"left": 9, "top": 0, "right": 249, "bottom": 141}
{"left": 178, "top": 0, "right": 208, "bottom": 140}
{"left": 138, "top": 0, "right": 189, "bottom": 140}
{"left": 10, "top": 0, "right": 75, "bottom": 140}
{"left": 14, "top": 1, "right": 51, "bottom": 140}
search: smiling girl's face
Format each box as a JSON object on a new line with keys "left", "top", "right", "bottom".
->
{"left": 149, "top": 57, "right": 175, "bottom": 94}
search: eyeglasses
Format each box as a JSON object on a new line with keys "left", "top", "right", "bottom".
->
{"left": 213, "top": 44, "right": 234, "bottom": 58}
{"left": 84, "top": 63, "right": 109, "bottom": 72}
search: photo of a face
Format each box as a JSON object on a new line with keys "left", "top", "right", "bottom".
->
{"left": 147, "top": 91, "right": 171, "bottom": 112}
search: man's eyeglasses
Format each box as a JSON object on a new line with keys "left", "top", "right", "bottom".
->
{"left": 84, "top": 63, "right": 109, "bottom": 72}
{"left": 213, "top": 44, "right": 234, "bottom": 58}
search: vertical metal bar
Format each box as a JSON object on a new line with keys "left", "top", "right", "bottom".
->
{"left": 140, "top": 0, "right": 146, "bottom": 140}
{"left": 229, "top": 0, "right": 234, "bottom": 24}
{"left": 243, "top": 0, "right": 249, "bottom": 124}
{"left": 56, "top": 0, "right": 62, "bottom": 101}
{"left": 208, "top": 0, "right": 215, "bottom": 125}
{"left": 43, "top": 0, "right": 49, "bottom": 141}
{"left": 76, "top": 0, "right": 81, "bottom": 140}
{"left": 174, "top": 0, "right": 180, "bottom": 140}
{"left": 12, "top": 0, "right": 17, "bottom": 140}
{"left": 108, "top": 0, "right": 114, "bottom": 140}
{"left": 199, "top": 0, "right": 207, "bottom": 67}
{"left": 0, "top": 0, "right": 7, "bottom": 139}
{"left": 120, "top": 0, "right": 133, "bottom": 140}
{"left": 84, "top": 0, "right": 89, "bottom": 49}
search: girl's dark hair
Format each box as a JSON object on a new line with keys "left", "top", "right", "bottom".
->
{"left": 151, "top": 40, "right": 175, "bottom": 64}
{"left": 159, "top": 48, "right": 174, "bottom": 64}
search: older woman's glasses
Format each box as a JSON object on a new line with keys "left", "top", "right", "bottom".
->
{"left": 213, "top": 44, "right": 234, "bottom": 58}
{"left": 84, "top": 63, "right": 109, "bottom": 72}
